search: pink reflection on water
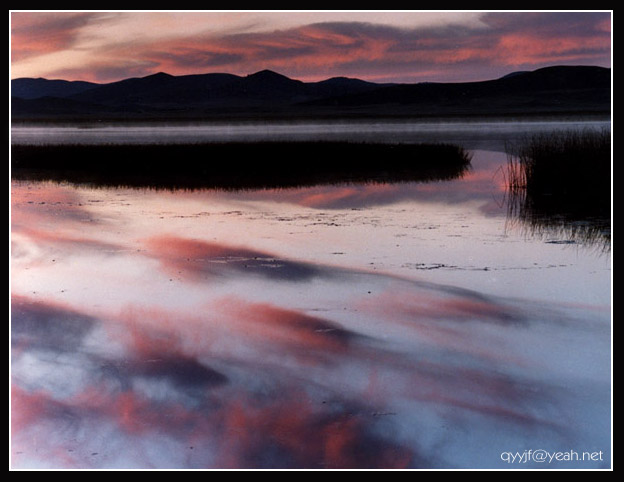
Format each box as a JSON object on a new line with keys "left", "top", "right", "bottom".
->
{"left": 143, "top": 234, "right": 325, "bottom": 283}
{"left": 11, "top": 288, "right": 579, "bottom": 468}
{"left": 11, "top": 182, "right": 96, "bottom": 227}
{"left": 10, "top": 178, "right": 611, "bottom": 469}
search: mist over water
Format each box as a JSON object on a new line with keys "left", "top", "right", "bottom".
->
{"left": 10, "top": 119, "right": 612, "bottom": 469}
{"left": 11, "top": 118, "right": 610, "bottom": 151}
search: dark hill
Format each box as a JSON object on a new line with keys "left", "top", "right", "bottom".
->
{"left": 11, "top": 65, "right": 611, "bottom": 121}
{"left": 68, "top": 71, "right": 181, "bottom": 105}
{"left": 67, "top": 69, "right": 311, "bottom": 107}
{"left": 216, "top": 69, "right": 309, "bottom": 102}
{"left": 74, "top": 71, "right": 244, "bottom": 107}
{"left": 11, "top": 95, "right": 121, "bottom": 117}
{"left": 310, "top": 76, "right": 390, "bottom": 98}
{"left": 304, "top": 66, "right": 610, "bottom": 106}
{"left": 493, "top": 65, "right": 610, "bottom": 92}
{"left": 244, "top": 69, "right": 304, "bottom": 91}
{"left": 500, "top": 71, "right": 531, "bottom": 79}
{"left": 11, "top": 78, "right": 99, "bottom": 99}
{"left": 299, "top": 65, "right": 610, "bottom": 117}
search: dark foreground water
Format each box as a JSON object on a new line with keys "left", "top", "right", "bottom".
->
{"left": 10, "top": 120, "right": 611, "bottom": 469}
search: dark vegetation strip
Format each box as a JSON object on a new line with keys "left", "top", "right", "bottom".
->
{"left": 504, "top": 128, "right": 611, "bottom": 249}
{"left": 11, "top": 141, "right": 472, "bottom": 190}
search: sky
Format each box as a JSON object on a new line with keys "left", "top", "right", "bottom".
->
{"left": 10, "top": 10, "right": 612, "bottom": 86}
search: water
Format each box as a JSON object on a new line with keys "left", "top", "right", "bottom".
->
{"left": 10, "top": 120, "right": 612, "bottom": 469}
{"left": 10, "top": 118, "right": 610, "bottom": 150}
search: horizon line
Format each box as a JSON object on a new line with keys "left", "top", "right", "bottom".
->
{"left": 10, "top": 63, "right": 612, "bottom": 86}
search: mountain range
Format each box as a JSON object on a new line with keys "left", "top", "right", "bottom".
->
{"left": 11, "top": 65, "right": 611, "bottom": 121}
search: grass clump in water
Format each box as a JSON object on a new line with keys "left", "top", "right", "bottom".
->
{"left": 11, "top": 141, "right": 472, "bottom": 190}
{"left": 504, "top": 128, "right": 611, "bottom": 250}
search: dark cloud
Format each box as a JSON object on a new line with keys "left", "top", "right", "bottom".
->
{"left": 157, "top": 49, "right": 245, "bottom": 69}
{"left": 482, "top": 11, "right": 610, "bottom": 37}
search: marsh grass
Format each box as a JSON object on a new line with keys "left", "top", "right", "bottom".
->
{"left": 11, "top": 141, "right": 472, "bottom": 190}
{"left": 504, "top": 128, "right": 611, "bottom": 250}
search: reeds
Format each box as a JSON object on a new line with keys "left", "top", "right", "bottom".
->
{"left": 504, "top": 128, "right": 611, "bottom": 251}
{"left": 11, "top": 141, "right": 472, "bottom": 190}
{"left": 505, "top": 128, "right": 610, "bottom": 197}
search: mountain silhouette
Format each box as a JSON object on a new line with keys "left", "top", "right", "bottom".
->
{"left": 11, "top": 78, "right": 98, "bottom": 99}
{"left": 243, "top": 69, "right": 305, "bottom": 93}
{"left": 303, "top": 66, "right": 610, "bottom": 107}
{"left": 11, "top": 65, "right": 610, "bottom": 121}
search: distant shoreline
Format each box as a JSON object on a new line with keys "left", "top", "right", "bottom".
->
{"left": 10, "top": 111, "right": 611, "bottom": 127}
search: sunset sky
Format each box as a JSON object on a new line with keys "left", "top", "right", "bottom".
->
{"left": 10, "top": 10, "right": 612, "bottom": 85}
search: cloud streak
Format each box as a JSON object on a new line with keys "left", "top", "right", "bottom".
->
{"left": 11, "top": 12, "right": 102, "bottom": 62}
{"left": 10, "top": 11, "right": 611, "bottom": 83}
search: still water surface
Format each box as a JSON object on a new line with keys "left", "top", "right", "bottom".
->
{"left": 10, "top": 120, "right": 611, "bottom": 469}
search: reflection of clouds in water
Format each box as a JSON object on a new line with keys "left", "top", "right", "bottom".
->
{"left": 202, "top": 150, "right": 507, "bottom": 211}
{"left": 11, "top": 182, "right": 99, "bottom": 227}
{"left": 13, "top": 226, "right": 125, "bottom": 256}
{"left": 11, "top": 295, "right": 414, "bottom": 468}
{"left": 12, "top": 295, "right": 98, "bottom": 351}
{"left": 221, "top": 176, "right": 501, "bottom": 210}
{"left": 10, "top": 181, "right": 611, "bottom": 469}
{"left": 11, "top": 272, "right": 610, "bottom": 468}
{"left": 144, "top": 235, "right": 327, "bottom": 282}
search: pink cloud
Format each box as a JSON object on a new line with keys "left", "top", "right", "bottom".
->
{"left": 12, "top": 12, "right": 611, "bottom": 83}
{"left": 11, "top": 12, "right": 104, "bottom": 63}
{"left": 494, "top": 32, "right": 610, "bottom": 65}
